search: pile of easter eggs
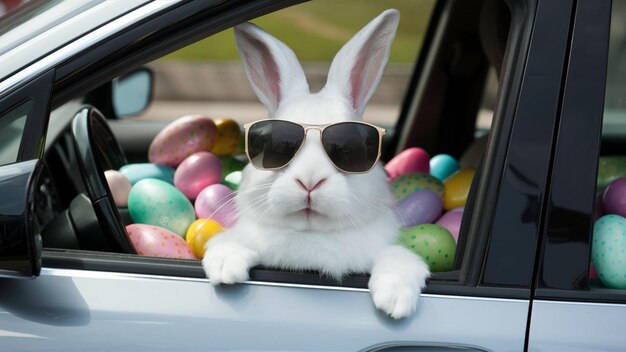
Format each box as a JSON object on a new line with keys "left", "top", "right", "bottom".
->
{"left": 591, "top": 157, "right": 626, "bottom": 289}
{"left": 386, "top": 147, "right": 475, "bottom": 272}
{"left": 104, "top": 115, "right": 246, "bottom": 260}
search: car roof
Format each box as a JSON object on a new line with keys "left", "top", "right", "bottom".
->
{"left": 0, "top": 0, "right": 177, "bottom": 89}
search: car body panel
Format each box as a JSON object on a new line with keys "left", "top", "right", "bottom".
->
{"left": 528, "top": 300, "right": 626, "bottom": 351}
{"left": 0, "top": 268, "right": 529, "bottom": 352}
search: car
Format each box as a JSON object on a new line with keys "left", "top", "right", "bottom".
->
{"left": 0, "top": 0, "right": 623, "bottom": 350}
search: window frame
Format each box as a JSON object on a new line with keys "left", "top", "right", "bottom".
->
{"left": 36, "top": 0, "right": 570, "bottom": 300}
{"left": 534, "top": 0, "right": 615, "bottom": 301}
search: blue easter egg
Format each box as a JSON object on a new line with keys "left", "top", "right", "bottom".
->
{"left": 430, "top": 154, "right": 460, "bottom": 181}
{"left": 119, "top": 163, "right": 175, "bottom": 185}
{"left": 592, "top": 214, "right": 626, "bottom": 289}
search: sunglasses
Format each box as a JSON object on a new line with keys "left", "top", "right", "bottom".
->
{"left": 244, "top": 119, "right": 386, "bottom": 174}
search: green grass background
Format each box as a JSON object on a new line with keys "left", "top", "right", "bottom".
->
{"left": 162, "top": 0, "right": 436, "bottom": 64}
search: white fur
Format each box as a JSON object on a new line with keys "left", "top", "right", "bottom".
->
{"left": 203, "top": 9, "right": 430, "bottom": 319}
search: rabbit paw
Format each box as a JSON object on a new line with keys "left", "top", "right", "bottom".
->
{"left": 368, "top": 274, "right": 421, "bottom": 319}
{"left": 203, "top": 242, "right": 258, "bottom": 285}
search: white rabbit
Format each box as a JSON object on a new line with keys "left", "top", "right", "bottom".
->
{"left": 202, "top": 9, "right": 430, "bottom": 319}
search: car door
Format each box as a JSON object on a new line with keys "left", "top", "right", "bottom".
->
{"left": 528, "top": 0, "right": 626, "bottom": 350}
{"left": 0, "top": 0, "right": 576, "bottom": 350}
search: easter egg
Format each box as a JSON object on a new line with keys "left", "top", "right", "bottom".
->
{"left": 186, "top": 219, "right": 224, "bottom": 258}
{"left": 220, "top": 156, "right": 246, "bottom": 176}
{"left": 597, "top": 156, "right": 626, "bottom": 192}
{"left": 385, "top": 147, "right": 430, "bottom": 181}
{"left": 603, "top": 177, "right": 626, "bottom": 217}
{"left": 212, "top": 118, "right": 242, "bottom": 156}
{"left": 390, "top": 173, "right": 444, "bottom": 201}
{"left": 397, "top": 224, "right": 456, "bottom": 272}
{"left": 148, "top": 115, "right": 217, "bottom": 167}
{"left": 104, "top": 170, "right": 132, "bottom": 207}
{"left": 435, "top": 207, "right": 464, "bottom": 242}
{"left": 397, "top": 190, "right": 443, "bottom": 227}
{"left": 128, "top": 179, "right": 196, "bottom": 237}
{"left": 195, "top": 184, "right": 238, "bottom": 227}
{"left": 430, "top": 154, "right": 460, "bottom": 181}
{"left": 442, "top": 168, "right": 475, "bottom": 210}
{"left": 591, "top": 214, "right": 626, "bottom": 289}
{"left": 223, "top": 171, "right": 242, "bottom": 190}
{"left": 126, "top": 224, "right": 196, "bottom": 259}
{"left": 119, "top": 163, "right": 175, "bottom": 185}
{"left": 174, "top": 152, "right": 222, "bottom": 200}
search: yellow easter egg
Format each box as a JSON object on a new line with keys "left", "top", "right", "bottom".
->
{"left": 212, "top": 118, "right": 242, "bottom": 156}
{"left": 185, "top": 219, "right": 224, "bottom": 258}
{"left": 443, "top": 168, "right": 475, "bottom": 210}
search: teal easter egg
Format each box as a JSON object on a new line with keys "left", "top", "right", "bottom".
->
{"left": 397, "top": 224, "right": 456, "bottom": 272}
{"left": 223, "top": 171, "right": 242, "bottom": 190}
{"left": 592, "top": 214, "right": 626, "bottom": 289}
{"left": 430, "top": 154, "right": 460, "bottom": 181}
{"left": 119, "top": 163, "right": 175, "bottom": 185}
{"left": 128, "top": 179, "right": 195, "bottom": 237}
{"left": 390, "top": 173, "right": 444, "bottom": 201}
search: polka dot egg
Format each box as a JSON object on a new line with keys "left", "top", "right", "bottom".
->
{"left": 397, "top": 224, "right": 456, "bottom": 272}
{"left": 127, "top": 224, "right": 196, "bottom": 259}
{"left": 390, "top": 172, "right": 444, "bottom": 201}
{"left": 592, "top": 214, "right": 626, "bottom": 289}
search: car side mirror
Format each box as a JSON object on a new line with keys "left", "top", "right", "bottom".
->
{"left": 111, "top": 68, "right": 154, "bottom": 118}
{"left": 0, "top": 159, "right": 55, "bottom": 278}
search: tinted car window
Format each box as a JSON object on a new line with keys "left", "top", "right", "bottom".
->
{"left": 0, "top": 99, "right": 32, "bottom": 166}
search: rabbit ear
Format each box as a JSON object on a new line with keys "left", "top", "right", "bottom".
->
{"left": 234, "top": 23, "right": 310, "bottom": 115}
{"left": 323, "top": 9, "right": 399, "bottom": 118}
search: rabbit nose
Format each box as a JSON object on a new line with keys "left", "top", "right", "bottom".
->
{"left": 295, "top": 178, "right": 327, "bottom": 192}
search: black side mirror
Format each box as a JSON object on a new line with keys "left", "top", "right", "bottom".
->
{"left": 111, "top": 68, "right": 154, "bottom": 118}
{"left": 0, "top": 159, "right": 56, "bottom": 278}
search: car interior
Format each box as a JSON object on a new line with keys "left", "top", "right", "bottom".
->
{"left": 35, "top": 0, "right": 515, "bottom": 288}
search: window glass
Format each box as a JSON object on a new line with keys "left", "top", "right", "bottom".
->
{"left": 0, "top": 100, "right": 32, "bottom": 166}
{"left": 593, "top": 1, "right": 626, "bottom": 290}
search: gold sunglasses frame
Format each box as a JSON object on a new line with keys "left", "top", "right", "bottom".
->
{"left": 243, "top": 119, "right": 386, "bottom": 174}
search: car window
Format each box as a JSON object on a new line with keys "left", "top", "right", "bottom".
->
{"left": 0, "top": 99, "right": 32, "bottom": 166}
{"left": 45, "top": 0, "right": 515, "bottom": 288}
{"left": 592, "top": 0, "right": 626, "bottom": 291}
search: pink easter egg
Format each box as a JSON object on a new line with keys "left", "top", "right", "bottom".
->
{"left": 385, "top": 147, "right": 430, "bottom": 181}
{"left": 174, "top": 152, "right": 223, "bottom": 200}
{"left": 126, "top": 224, "right": 196, "bottom": 259}
{"left": 148, "top": 115, "right": 218, "bottom": 168}
{"left": 590, "top": 262, "right": 598, "bottom": 281}
{"left": 104, "top": 170, "right": 132, "bottom": 207}
{"left": 435, "top": 207, "right": 464, "bottom": 242}
{"left": 195, "top": 184, "right": 238, "bottom": 227}
{"left": 603, "top": 177, "right": 626, "bottom": 217}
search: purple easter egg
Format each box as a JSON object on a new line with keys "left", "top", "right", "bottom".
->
{"left": 435, "top": 207, "right": 464, "bottom": 242}
{"left": 397, "top": 189, "right": 443, "bottom": 227}
{"left": 195, "top": 184, "right": 238, "bottom": 227}
{"left": 603, "top": 178, "right": 626, "bottom": 217}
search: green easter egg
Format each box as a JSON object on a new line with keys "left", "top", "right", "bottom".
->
{"left": 390, "top": 173, "right": 444, "bottom": 201}
{"left": 128, "top": 179, "right": 196, "bottom": 237}
{"left": 592, "top": 214, "right": 626, "bottom": 289}
{"left": 597, "top": 156, "right": 626, "bottom": 192}
{"left": 223, "top": 171, "right": 242, "bottom": 190}
{"left": 397, "top": 224, "right": 456, "bottom": 272}
{"left": 220, "top": 156, "right": 246, "bottom": 178}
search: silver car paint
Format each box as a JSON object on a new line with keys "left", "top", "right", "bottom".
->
{"left": 0, "top": 0, "right": 180, "bottom": 99}
{"left": 529, "top": 299, "right": 626, "bottom": 351}
{"left": 0, "top": 268, "right": 530, "bottom": 351}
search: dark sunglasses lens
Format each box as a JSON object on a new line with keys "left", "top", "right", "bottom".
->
{"left": 322, "top": 123, "right": 380, "bottom": 172}
{"left": 247, "top": 120, "right": 304, "bottom": 169}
